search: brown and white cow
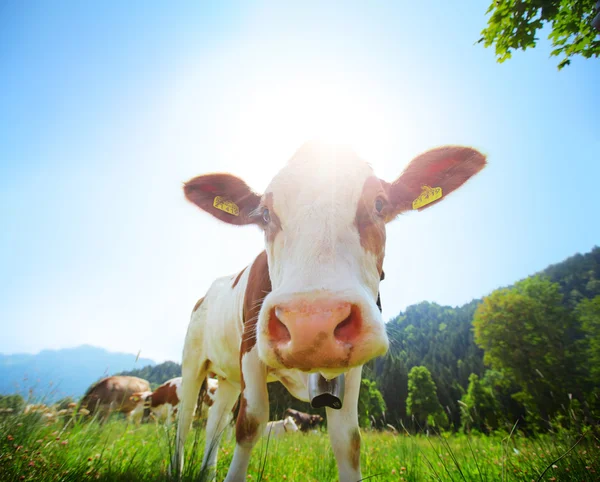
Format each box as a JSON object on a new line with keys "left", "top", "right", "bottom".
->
{"left": 174, "top": 141, "right": 486, "bottom": 481}
{"left": 131, "top": 377, "right": 219, "bottom": 425}
{"left": 80, "top": 375, "right": 150, "bottom": 422}
{"left": 132, "top": 377, "right": 182, "bottom": 425}
{"left": 284, "top": 408, "right": 324, "bottom": 432}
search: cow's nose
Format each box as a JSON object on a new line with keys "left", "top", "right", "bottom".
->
{"left": 267, "top": 299, "right": 362, "bottom": 349}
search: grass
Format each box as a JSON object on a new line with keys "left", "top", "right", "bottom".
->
{"left": 1, "top": 412, "right": 599, "bottom": 481}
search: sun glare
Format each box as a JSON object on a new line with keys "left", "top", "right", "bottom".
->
{"left": 227, "top": 75, "right": 400, "bottom": 188}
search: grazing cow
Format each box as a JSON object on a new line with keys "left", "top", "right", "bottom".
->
{"left": 174, "top": 141, "right": 486, "bottom": 481}
{"left": 132, "top": 377, "right": 183, "bottom": 425}
{"left": 80, "top": 375, "right": 150, "bottom": 422}
{"left": 130, "top": 377, "right": 220, "bottom": 424}
{"left": 264, "top": 416, "right": 299, "bottom": 437}
{"left": 284, "top": 408, "right": 324, "bottom": 432}
{"left": 196, "top": 377, "right": 219, "bottom": 420}
{"left": 129, "top": 390, "right": 153, "bottom": 422}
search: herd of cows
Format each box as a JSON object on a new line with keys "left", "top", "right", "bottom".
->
{"left": 18, "top": 374, "right": 325, "bottom": 437}
{"left": 13, "top": 142, "right": 486, "bottom": 481}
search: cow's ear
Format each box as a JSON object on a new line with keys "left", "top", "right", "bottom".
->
{"left": 184, "top": 173, "right": 262, "bottom": 226}
{"left": 386, "top": 146, "right": 486, "bottom": 220}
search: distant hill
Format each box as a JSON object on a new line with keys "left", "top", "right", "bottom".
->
{"left": 538, "top": 245, "right": 600, "bottom": 306}
{"left": 118, "top": 361, "right": 182, "bottom": 389}
{"left": 0, "top": 345, "right": 155, "bottom": 402}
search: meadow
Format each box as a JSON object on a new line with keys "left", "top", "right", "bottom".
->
{"left": 1, "top": 411, "right": 599, "bottom": 482}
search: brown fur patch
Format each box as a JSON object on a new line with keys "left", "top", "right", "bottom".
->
{"left": 235, "top": 395, "right": 260, "bottom": 444}
{"left": 80, "top": 376, "right": 150, "bottom": 415}
{"left": 235, "top": 252, "right": 272, "bottom": 444}
{"left": 149, "top": 380, "right": 179, "bottom": 408}
{"left": 192, "top": 296, "right": 205, "bottom": 315}
{"left": 232, "top": 266, "right": 247, "bottom": 289}
{"left": 349, "top": 427, "right": 361, "bottom": 470}
{"left": 203, "top": 384, "right": 217, "bottom": 407}
{"left": 241, "top": 251, "right": 272, "bottom": 354}
{"left": 355, "top": 176, "right": 387, "bottom": 276}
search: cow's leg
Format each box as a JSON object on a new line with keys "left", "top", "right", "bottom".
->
{"left": 326, "top": 366, "right": 363, "bottom": 482}
{"left": 172, "top": 358, "right": 208, "bottom": 477}
{"left": 165, "top": 405, "right": 173, "bottom": 428}
{"left": 99, "top": 405, "right": 111, "bottom": 425}
{"left": 224, "top": 349, "right": 269, "bottom": 482}
{"left": 129, "top": 404, "right": 143, "bottom": 424}
{"left": 200, "top": 379, "right": 239, "bottom": 471}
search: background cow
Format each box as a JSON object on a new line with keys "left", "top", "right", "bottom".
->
{"left": 284, "top": 408, "right": 323, "bottom": 432}
{"left": 80, "top": 375, "right": 150, "bottom": 423}
{"left": 264, "top": 416, "right": 299, "bottom": 437}
{"left": 174, "top": 142, "right": 486, "bottom": 481}
{"left": 131, "top": 377, "right": 220, "bottom": 425}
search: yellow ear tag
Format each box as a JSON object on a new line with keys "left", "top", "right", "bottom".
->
{"left": 213, "top": 196, "right": 240, "bottom": 216}
{"left": 412, "top": 185, "right": 442, "bottom": 210}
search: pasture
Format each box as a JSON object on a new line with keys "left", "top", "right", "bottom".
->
{"left": 1, "top": 411, "right": 598, "bottom": 481}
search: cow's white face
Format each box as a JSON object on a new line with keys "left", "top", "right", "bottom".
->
{"left": 256, "top": 143, "right": 388, "bottom": 377}
{"left": 184, "top": 141, "right": 486, "bottom": 377}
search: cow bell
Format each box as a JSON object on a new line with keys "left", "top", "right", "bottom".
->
{"left": 308, "top": 373, "right": 345, "bottom": 410}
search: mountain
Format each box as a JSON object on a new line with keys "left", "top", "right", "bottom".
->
{"left": 0, "top": 345, "right": 156, "bottom": 402}
{"left": 118, "top": 361, "right": 182, "bottom": 389}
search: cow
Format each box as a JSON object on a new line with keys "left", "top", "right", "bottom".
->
{"left": 129, "top": 390, "right": 154, "bottom": 422}
{"left": 284, "top": 408, "right": 323, "bottom": 432}
{"left": 130, "top": 377, "right": 220, "bottom": 425}
{"left": 173, "top": 141, "right": 486, "bottom": 481}
{"left": 264, "top": 415, "right": 299, "bottom": 437}
{"left": 80, "top": 375, "right": 150, "bottom": 422}
{"left": 131, "top": 377, "right": 182, "bottom": 425}
{"left": 196, "top": 377, "right": 219, "bottom": 420}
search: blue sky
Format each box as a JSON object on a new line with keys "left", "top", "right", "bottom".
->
{"left": 1, "top": 1, "right": 599, "bottom": 362}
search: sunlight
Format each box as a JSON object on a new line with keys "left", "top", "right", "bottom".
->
{"left": 226, "top": 74, "right": 400, "bottom": 188}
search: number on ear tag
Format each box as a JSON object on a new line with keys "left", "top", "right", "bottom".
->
{"left": 213, "top": 196, "right": 240, "bottom": 216}
{"left": 412, "top": 185, "right": 442, "bottom": 210}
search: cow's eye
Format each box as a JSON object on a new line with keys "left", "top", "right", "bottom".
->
{"left": 375, "top": 198, "right": 384, "bottom": 213}
{"left": 262, "top": 208, "right": 271, "bottom": 224}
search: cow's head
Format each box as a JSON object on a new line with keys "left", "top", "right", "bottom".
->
{"left": 310, "top": 414, "right": 324, "bottom": 426}
{"left": 185, "top": 142, "right": 485, "bottom": 377}
{"left": 283, "top": 416, "right": 299, "bottom": 432}
{"left": 130, "top": 391, "right": 152, "bottom": 404}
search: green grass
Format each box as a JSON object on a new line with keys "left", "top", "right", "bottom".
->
{"left": 1, "top": 412, "right": 599, "bottom": 481}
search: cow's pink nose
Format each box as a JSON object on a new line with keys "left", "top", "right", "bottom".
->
{"left": 267, "top": 299, "right": 362, "bottom": 350}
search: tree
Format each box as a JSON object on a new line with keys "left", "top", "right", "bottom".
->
{"left": 459, "top": 373, "right": 499, "bottom": 434}
{"left": 377, "top": 300, "right": 485, "bottom": 429}
{"left": 406, "top": 366, "right": 447, "bottom": 430}
{"left": 357, "top": 379, "right": 387, "bottom": 429}
{"left": 479, "top": 0, "right": 600, "bottom": 69}
{"left": 576, "top": 295, "right": 600, "bottom": 386}
{"left": 378, "top": 353, "right": 409, "bottom": 424}
{"left": 118, "top": 361, "right": 182, "bottom": 389}
{"left": 473, "top": 276, "right": 581, "bottom": 429}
